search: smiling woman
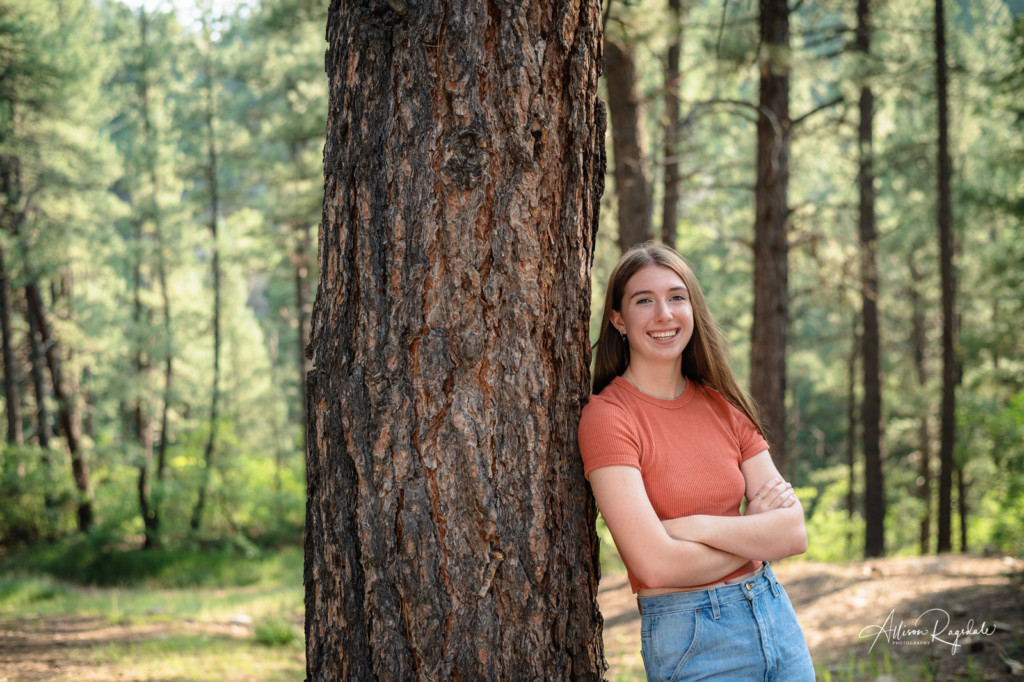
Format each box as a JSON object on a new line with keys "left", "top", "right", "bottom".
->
{"left": 580, "top": 241, "right": 815, "bottom": 681}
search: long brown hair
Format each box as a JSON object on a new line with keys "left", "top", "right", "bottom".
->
{"left": 592, "top": 241, "right": 764, "bottom": 435}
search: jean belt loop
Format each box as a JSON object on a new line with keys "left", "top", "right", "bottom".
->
{"left": 764, "top": 562, "right": 781, "bottom": 597}
{"left": 709, "top": 586, "right": 721, "bottom": 620}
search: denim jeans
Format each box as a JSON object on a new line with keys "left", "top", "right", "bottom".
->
{"left": 637, "top": 563, "right": 814, "bottom": 681}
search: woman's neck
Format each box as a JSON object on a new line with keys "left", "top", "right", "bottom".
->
{"left": 622, "top": 361, "right": 686, "bottom": 400}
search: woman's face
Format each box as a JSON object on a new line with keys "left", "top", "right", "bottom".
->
{"left": 610, "top": 264, "right": 694, "bottom": 368}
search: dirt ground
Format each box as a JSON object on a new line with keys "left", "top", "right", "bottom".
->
{"left": 1, "top": 555, "right": 1021, "bottom": 680}
{"left": 599, "top": 554, "right": 1024, "bottom": 681}
{"left": 0, "top": 616, "right": 265, "bottom": 681}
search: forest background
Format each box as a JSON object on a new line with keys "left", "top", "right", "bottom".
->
{"left": 1, "top": 0, "right": 1023, "bottom": 628}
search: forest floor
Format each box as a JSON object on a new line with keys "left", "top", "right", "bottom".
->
{"left": 600, "top": 554, "right": 1024, "bottom": 681}
{"left": 0, "top": 555, "right": 1021, "bottom": 680}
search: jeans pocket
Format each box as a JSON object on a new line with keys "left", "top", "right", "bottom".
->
{"left": 640, "top": 609, "right": 702, "bottom": 682}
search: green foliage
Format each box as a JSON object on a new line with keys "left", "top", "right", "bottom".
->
{"left": 0, "top": 539, "right": 302, "bottom": 590}
{"left": 254, "top": 615, "right": 301, "bottom": 648}
{"left": 0, "top": 575, "right": 69, "bottom": 610}
{"left": 802, "top": 469, "right": 863, "bottom": 563}
{"left": 0, "top": 445, "right": 76, "bottom": 544}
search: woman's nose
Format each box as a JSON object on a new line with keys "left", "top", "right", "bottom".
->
{"left": 655, "top": 300, "right": 671, "bottom": 320}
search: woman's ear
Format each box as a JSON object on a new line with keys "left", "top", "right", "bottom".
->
{"left": 609, "top": 310, "right": 624, "bottom": 335}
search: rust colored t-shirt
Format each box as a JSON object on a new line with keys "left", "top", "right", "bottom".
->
{"left": 578, "top": 376, "right": 769, "bottom": 593}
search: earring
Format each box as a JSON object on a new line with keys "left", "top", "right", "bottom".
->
{"left": 619, "top": 330, "right": 627, "bottom": 341}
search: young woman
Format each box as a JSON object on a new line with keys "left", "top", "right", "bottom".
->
{"left": 578, "top": 242, "right": 814, "bottom": 681}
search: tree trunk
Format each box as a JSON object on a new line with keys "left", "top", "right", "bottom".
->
{"left": 304, "top": 2, "right": 606, "bottom": 679}
{"left": 660, "top": 0, "right": 685, "bottom": 250}
{"left": 956, "top": 464, "right": 967, "bottom": 552}
{"left": 0, "top": 151, "right": 25, "bottom": 447}
{"left": 604, "top": 36, "right": 652, "bottom": 251}
{"left": 857, "top": 0, "right": 884, "bottom": 559}
{"left": 910, "top": 256, "right": 932, "bottom": 555}
{"left": 934, "top": 0, "right": 957, "bottom": 554}
{"left": 750, "top": 0, "right": 791, "bottom": 475}
{"left": 141, "top": 5, "right": 172, "bottom": 543}
{"left": 132, "top": 213, "right": 158, "bottom": 549}
{"left": 191, "top": 22, "right": 222, "bottom": 533}
{"left": 25, "top": 283, "right": 52, "bottom": 449}
{"left": 846, "top": 315, "right": 858, "bottom": 560}
{"left": 0, "top": 244, "right": 23, "bottom": 445}
{"left": 24, "top": 281, "right": 93, "bottom": 532}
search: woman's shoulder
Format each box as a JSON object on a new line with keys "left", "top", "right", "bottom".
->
{"left": 691, "top": 381, "right": 732, "bottom": 410}
{"left": 580, "top": 381, "right": 635, "bottom": 424}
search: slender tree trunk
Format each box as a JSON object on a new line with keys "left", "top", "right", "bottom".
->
{"left": 956, "top": 465, "right": 967, "bottom": 552}
{"left": 0, "top": 244, "right": 23, "bottom": 445}
{"left": 140, "top": 6, "right": 173, "bottom": 541}
{"left": 934, "top": 0, "right": 957, "bottom": 554}
{"left": 154, "top": 237, "right": 173, "bottom": 490}
{"left": 305, "top": 2, "right": 605, "bottom": 678}
{"left": 604, "top": 36, "right": 652, "bottom": 251}
{"left": 132, "top": 214, "right": 158, "bottom": 549}
{"left": 25, "top": 287, "right": 52, "bottom": 449}
{"left": 910, "top": 256, "right": 932, "bottom": 554}
{"left": 24, "top": 281, "right": 93, "bottom": 531}
{"left": 661, "top": 0, "right": 685, "bottom": 250}
{"left": 750, "top": 0, "right": 791, "bottom": 475}
{"left": 191, "top": 25, "right": 222, "bottom": 533}
{"left": 846, "top": 315, "right": 858, "bottom": 550}
{"left": 82, "top": 365, "right": 94, "bottom": 440}
{"left": 857, "top": 0, "right": 884, "bottom": 559}
{"left": 0, "top": 152, "right": 24, "bottom": 447}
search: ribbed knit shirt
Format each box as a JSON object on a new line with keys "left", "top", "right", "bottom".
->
{"left": 578, "top": 376, "right": 769, "bottom": 593}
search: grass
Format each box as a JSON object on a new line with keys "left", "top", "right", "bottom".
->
{"left": 0, "top": 540, "right": 305, "bottom": 681}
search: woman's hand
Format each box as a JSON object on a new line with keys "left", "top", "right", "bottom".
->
{"left": 745, "top": 475, "right": 796, "bottom": 515}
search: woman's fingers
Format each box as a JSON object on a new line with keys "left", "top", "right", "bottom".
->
{"left": 750, "top": 477, "right": 796, "bottom": 511}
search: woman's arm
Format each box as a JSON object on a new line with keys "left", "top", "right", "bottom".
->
{"left": 661, "top": 451, "right": 807, "bottom": 561}
{"left": 589, "top": 465, "right": 749, "bottom": 589}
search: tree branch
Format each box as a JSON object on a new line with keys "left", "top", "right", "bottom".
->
{"left": 793, "top": 95, "right": 844, "bottom": 127}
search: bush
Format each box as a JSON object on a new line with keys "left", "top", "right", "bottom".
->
{"left": 254, "top": 617, "right": 301, "bottom": 648}
{"left": 0, "top": 444, "right": 76, "bottom": 545}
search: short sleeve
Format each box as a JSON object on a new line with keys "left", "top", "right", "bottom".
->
{"left": 731, "top": 403, "right": 769, "bottom": 461}
{"left": 577, "top": 397, "right": 642, "bottom": 479}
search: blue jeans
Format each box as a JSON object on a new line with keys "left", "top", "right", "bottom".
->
{"left": 637, "top": 563, "right": 814, "bottom": 681}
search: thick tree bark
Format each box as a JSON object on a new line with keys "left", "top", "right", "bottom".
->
{"left": 857, "top": 0, "right": 884, "bottom": 559}
{"left": 934, "top": 0, "right": 957, "bottom": 554}
{"left": 305, "top": 1, "right": 606, "bottom": 679}
{"left": 750, "top": 0, "right": 791, "bottom": 475}
{"left": 604, "top": 36, "right": 652, "bottom": 251}
{"left": 24, "top": 281, "right": 93, "bottom": 532}
{"left": 660, "top": 0, "right": 685, "bottom": 250}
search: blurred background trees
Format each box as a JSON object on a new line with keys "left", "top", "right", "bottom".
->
{"left": 0, "top": 0, "right": 1022, "bottom": 562}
